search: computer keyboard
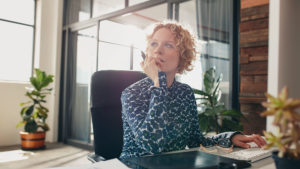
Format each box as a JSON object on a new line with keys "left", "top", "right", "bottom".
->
{"left": 222, "top": 147, "right": 273, "bottom": 162}
{"left": 220, "top": 142, "right": 275, "bottom": 162}
{"left": 194, "top": 142, "right": 275, "bottom": 162}
{"left": 170, "top": 142, "right": 275, "bottom": 162}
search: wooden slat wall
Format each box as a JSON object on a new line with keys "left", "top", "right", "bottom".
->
{"left": 239, "top": 0, "right": 269, "bottom": 134}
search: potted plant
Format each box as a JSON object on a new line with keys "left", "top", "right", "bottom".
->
{"left": 261, "top": 86, "right": 300, "bottom": 169}
{"left": 194, "top": 67, "right": 244, "bottom": 135}
{"left": 17, "top": 68, "right": 54, "bottom": 150}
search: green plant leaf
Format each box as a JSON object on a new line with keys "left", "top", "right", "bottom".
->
{"left": 38, "top": 123, "right": 49, "bottom": 131}
{"left": 20, "top": 101, "right": 31, "bottom": 107}
{"left": 30, "top": 76, "right": 39, "bottom": 91}
{"left": 195, "top": 97, "right": 209, "bottom": 100}
{"left": 212, "top": 77, "right": 221, "bottom": 99}
{"left": 204, "top": 68, "right": 215, "bottom": 94}
{"left": 199, "top": 114, "right": 209, "bottom": 134}
{"left": 31, "top": 90, "right": 40, "bottom": 96}
{"left": 26, "top": 92, "right": 34, "bottom": 100}
{"left": 24, "top": 120, "right": 38, "bottom": 133}
{"left": 20, "top": 106, "right": 28, "bottom": 116}
{"left": 41, "top": 75, "right": 54, "bottom": 89}
{"left": 203, "top": 108, "right": 216, "bottom": 116}
{"left": 221, "top": 118, "right": 243, "bottom": 132}
{"left": 16, "top": 121, "right": 25, "bottom": 128}
{"left": 33, "top": 99, "right": 39, "bottom": 104}
{"left": 25, "top": 105, "right": 34, "bottom": 116}
{"left": 193, "top": 89, "right": 210, "bottom": 97}
{"left": 214, "top": 104, "right": 225, "bottom": 115}
{"left": 222, "top": 110, "right": 244, "bottom": 118}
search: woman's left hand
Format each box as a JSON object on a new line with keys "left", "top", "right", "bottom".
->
{"left": 231, "top": 134, "right": 267, "bottom": 148}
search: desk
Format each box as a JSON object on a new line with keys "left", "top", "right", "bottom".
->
{"left": 250, "top": 157, "right": 275, "bottom": 169}
{"left": 120, "top": 147, "right": 276, "bottom": 169}
{"left": 171, "top": 147, "right": 276, "bottom": 169}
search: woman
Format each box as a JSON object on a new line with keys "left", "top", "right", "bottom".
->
{"left": 119, "top": 21, "right": 266, "bottom": 159}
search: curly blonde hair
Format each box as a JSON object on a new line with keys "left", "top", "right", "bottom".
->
{"left": 146, "top": 21, "right": 196, "bottom": 74}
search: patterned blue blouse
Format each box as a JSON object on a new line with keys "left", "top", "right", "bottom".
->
{"left": 120, "top": 72, "right": 239, "bottom": 159}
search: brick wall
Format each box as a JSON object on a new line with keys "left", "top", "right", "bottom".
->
{"left": 239, "top": 0, "right": 269, "bottom": 134}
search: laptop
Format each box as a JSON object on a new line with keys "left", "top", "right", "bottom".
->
{"left": 120, "top": 150, "right": 251, "bottom": 169}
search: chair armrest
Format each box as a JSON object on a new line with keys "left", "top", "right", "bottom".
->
{"left": 87, "top": 153, "right": 106, "bottom": 163}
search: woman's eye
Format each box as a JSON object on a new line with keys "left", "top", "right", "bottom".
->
{"left": 165, "top": 43, "right": 174, "bottom": 48}
{"left": 151, "top": 42, "right": 158, "bottom": 47}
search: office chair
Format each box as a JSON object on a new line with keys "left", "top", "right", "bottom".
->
{"left": 88, "top": 70, "right": 146, "bottom": 163}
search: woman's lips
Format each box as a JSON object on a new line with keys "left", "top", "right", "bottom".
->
{"left": 152, "top": 55, "right": 165, "bottom": 63}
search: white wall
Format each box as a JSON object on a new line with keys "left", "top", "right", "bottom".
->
{"left": 0, "top": 82, "right": 30, "bottom": 145}
{"left": 267, "top": 0, "right": 300, "bottom": 132}
{"left": 0, "top": 0, "right": 63, "bottom": 146}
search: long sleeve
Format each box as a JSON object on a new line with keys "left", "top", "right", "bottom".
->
{"left": 121, "top": 72, "right": 172, "bottom": 154}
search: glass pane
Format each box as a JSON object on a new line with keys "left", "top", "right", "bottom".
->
{"left": 177, "top": 0, "right": 203, "bottom": 90}
{"left": 124, "top": 3, "right": 167, "bottom": 29}
{"left": 98, "top": 20, "right": 146, "bottom": 71}
{"left": 76, "top": 28, "right": 97, "bottom": 84}
{"left": 99, "top": 20, "right": 145, "bottom": 47}
{"left": 129, "top": 0, "right": 149, "bottom": 6}
{"left": 93, "top": 0, "right": 124, "bottom": 17}
{"left": 194, "top": 0, "right": 233, "bottom": 108}
{"left": 101, "top": 3, "right": 167, "bottom": 30}
{"left": 70, "top": 26, "right": 97, "bottom": 142}
{"left": 132, "top": 48, "right": 144, "bottom": 71}
{"left": 0, "top": 21, "right": 33, "bottom": 81}
{"left": 97, "top": 4, "right": 167, "bottom": 71}
{"left": 64, "top": 0, "right": 91, "bottom": 25}
{"left": 98, "top": 42, "right": 131, "bottom": 70}
{"left": 178, "top": 0, "right": 197, "bottom": 34}
{"left": 0, "top": 0, "right": 34, "bottom": 25}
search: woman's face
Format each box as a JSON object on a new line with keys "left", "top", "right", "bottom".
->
{"left": 147, "top": 28, "right": 180, "bottom": 75}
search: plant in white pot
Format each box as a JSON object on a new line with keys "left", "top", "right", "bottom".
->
{"left": 261, "top": 86, "right": 300, "bottom": 169}
{"left": 17, "top": 68, "right": 54, "bottom": 150}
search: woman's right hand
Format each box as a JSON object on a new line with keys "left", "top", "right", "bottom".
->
{"left": 141, "top": 55, "right": 162, "bottom": 87}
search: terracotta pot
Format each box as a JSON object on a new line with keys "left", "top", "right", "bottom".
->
{"left": 20, "top": 131, "right": 46, "bottom": 150}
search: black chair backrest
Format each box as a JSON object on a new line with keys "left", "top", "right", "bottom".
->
{"left": 90, "top": 70, "right": 146, "bottom": 160}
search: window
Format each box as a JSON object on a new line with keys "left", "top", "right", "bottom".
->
{"left": 97, "top": 3, "right": 167, "bottom": 71}
{"left": 93, "top": 0, "right": 124, "bottom": 17}
{"left": 0, "top": 0, "right": 35, "bottom": 81}
{"left": 98, "top": 20, "right": 146, "bottom": 71}
{"left": 176, "top": 0, "right": 203, "bottom": 90}
{"left": 178, "top": 0, "right": 234, "bottom": 109}
{"left": 70, "top": 26, "right": 97, "bottom": 142}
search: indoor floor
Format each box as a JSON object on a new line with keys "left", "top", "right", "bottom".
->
{"left": 0, "top": 143, "right": 91, "bottom": 169}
